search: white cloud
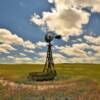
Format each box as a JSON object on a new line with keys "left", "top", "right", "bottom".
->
{"left": 4, "top": 40, "right": 99, "bottom": 64}
{"left": 35, "top": 50, "right": 98, "bottom": 64}
{"left": 31, "top": 14, "right": 45, "bottom": 26}
{"left": 54, "top": 0, "right": 100, "bottom": 12}
{"left": 77, "top": 38, "right": 83, "bottom": 42}
{"left": 31, "top": 0, "right": 100, "bottom": 43}
{"left": 0, "top": 44, "right": 16, "bottom": 53}
{"left": 7, "top": 56, "right": 15, "bottom": 59}
{"left": 58, "top": 43, "right": 89, "bottom": 57}
{"left": 55, "top": 35, "right": 100, "bottom": 63}
{"left": 19, "top": 53, "right": 26, "bottom": 56}
{"left": 0, "top": 28, "right": 38, "bottom": 63}
{"left": 37, "top": 52, "right": 66, "bottom": 63}
{"left": 0, "top": 29, "right": 24, "bottom": 45}
{"left": 72, "top": 43, "right": 89, "bottom": 50}
{"left": 24, "top": 49, "right": 34, "bottom": 53}
{"left": 24, "top": 40, "right": 36, "bottom": 49}
{"left": 66, "top": 56, "right": 98, "bottom": 63}
{"left": 0, "top": 55, "right": 34, "bottom": 64}
{"left": 31, "top": 0, "right": 90, "bottom": 38}
{"left": 0, "top": 28, "right": 36, "bottom": 49}
{"left": 14, "top": 57, "right": 33, "bottom": 64}
{"left": 30, "top": 0, "right": 100, "bottom": 63}
{"left": 62, "top": 36, "right": 69, "bottom": 42}
{"left": 7, "top": 56, "right": 34, "bottom": 64}
{"left": 84, "top": 35, "right": 100, "bottom": 45}
{"left": 48, "top": 0, "right": 54, "bottom": 3}
{"left": 36, "top": 41, "right": 47, "bottom": 48}
{"left": 0, "top": 48, "right": 9, "bottom": 53}
{"left": 90, "top": 45, "right": 100, "bottom": 59}
{"left": 0, "top": 28, "right": 100, "bottom": 63}
{"left": 0, "top": 44, "right": 16, "bottom": 50}
{"left": 72, "top": 0, "right": 100, "bottom": 12}
{"left": 53, "top": 53, "right": 67, "bottom": 63}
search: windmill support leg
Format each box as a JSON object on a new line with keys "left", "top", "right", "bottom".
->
{"left": 43, "top": 43, "right": 56, "bottom": 75}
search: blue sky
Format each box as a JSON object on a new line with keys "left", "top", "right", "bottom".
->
{"left": 0, "top": 0, "right": 100, "bottom": 63}
{"left": 0, "top": 0, "right": 51, "bottom": 42}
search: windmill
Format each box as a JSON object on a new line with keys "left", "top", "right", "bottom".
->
{"left": 43, "top": 32, "right": 61, "bottom": 75}
{"left": 28, "top": 32, "right": 61, "bottom": 81}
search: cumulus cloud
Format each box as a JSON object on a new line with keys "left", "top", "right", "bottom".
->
{"left": 31, "top": 0, "right": 100, "bottom": 64}
{"left": 0, "top": 44, "right": 16, "bottom": 53}
{"left": 53, "top": 53, "right": 67, "bottom": 63}
{"left": 0, "top": 28, "right": 38, "bottom": 63}
{"left": 52, "top": 0, "right": 100, "bottom": 12}
{"left": 84, "top": 35, "right": 100, "bottom": 45}
{"left": 36, "top": 41, "right": 47, "bottom": 48}
{"left": 24, "top": 40, "right": 36, "bottom": 49}
{"left": 66, "top": 56, "right": 98, "bottom": 63}
{"left": 57, "top": 43, "right": 89, "bottom": 57}
{"left": 7, "top": 56, "right": 15, "bottom": 59}
{"left": 19, "top": 53, "right": 26, "bottom": 56}
{"left": 90, "top": 45, "right": 100, "bottom": 59}
{"left": 0, "top": 55, "right": 34, "bottom": 64}
{"left": 0, "top": 29, "right": 23, "bottom": 45}
{"left": 0, "top": 28, "right": 36, "bottom": 49}
{"left": 33, "top": 38, "right": 100, "bottom": 63}
{"left": 24, "top": 49, "right": 35, "bottom": 53}
{"left": 54, "top": 35, "right": 100, "bottom": 63}
{"left": 37, "top": 52, "right": 66, "bottom": 63}
{"left": 7, "top": 55, "right": 34, "bottom": 64}
{"left": 31, "top": 0, "right": 90, "bottom": 38}
{"left": 72, "top": 43, "right": 89, "bottom": 50}
{"left": 31, "top": 0, "right": 100, "bottom": 40}
{"left": 5, "top": 39, "right": 99, "bottom": 64}
{"left": 0, "top": 44, "right": 16, "bottom": 50}
{"left": 72, "top": 0, "right": 100, "bottom": 12}
{"left": 14, "top": 57, "right": 33, "bottom": 63}
{"left": 34, "top": 49, "right": 100, "bottom": 64}
{"left": 14, "top": 57, "right": 33, "bottom": 64}
{"left": 0, "top": 48, "right": 9, "bottom": 53}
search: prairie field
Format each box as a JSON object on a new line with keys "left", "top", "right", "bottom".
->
{"left": 0, "top": 64, "right": 100, "bottom": 100}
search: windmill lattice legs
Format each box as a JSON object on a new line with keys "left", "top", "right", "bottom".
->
{"left": 43, "top": 43, "right": 56, "bottom": 75}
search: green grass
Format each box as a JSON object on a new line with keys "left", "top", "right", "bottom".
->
{"left": 0, "top": 64, "right": 100, "bottom": 83}
{"left": 56, "top": 64, "right": 100, "bottom": 82}
{"left": 0, "top": 64, "right": 100, "bottom": 100}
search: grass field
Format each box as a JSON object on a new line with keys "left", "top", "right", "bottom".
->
{"left": 0, "top": 64, "right": 100, "bottom": 83}
{"left": 0, "top": 64, "right": 100, "bottom": 100}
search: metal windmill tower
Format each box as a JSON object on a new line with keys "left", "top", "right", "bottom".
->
{"left": 28, "top": 32, "right": 61, "bottom": 81}
{"left": 43, "top": 32, "right": 61, "bottom": 75}
{"left": 43, "top": 34, "right": 55, "bottom": 76}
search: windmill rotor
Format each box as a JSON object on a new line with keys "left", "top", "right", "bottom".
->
{"left": 45, "top": 32, "right": 54, "bottom": 43}
{"left": 45, "top": 32, "right": 61, "bottom": 43}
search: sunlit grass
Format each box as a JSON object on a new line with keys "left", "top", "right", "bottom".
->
{"left": 0, "top": 64, "right": 100, "bottom": 83}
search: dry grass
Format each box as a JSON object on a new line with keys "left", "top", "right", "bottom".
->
{"left": 0, "top": 77, "right": 100, "bottom": 100}
{"left": 0, "top": 64, "right": 100, "bottom": 100}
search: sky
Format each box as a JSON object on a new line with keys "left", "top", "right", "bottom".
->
{"left": 0, "top": 0, "right": 100, "bottom": 64}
